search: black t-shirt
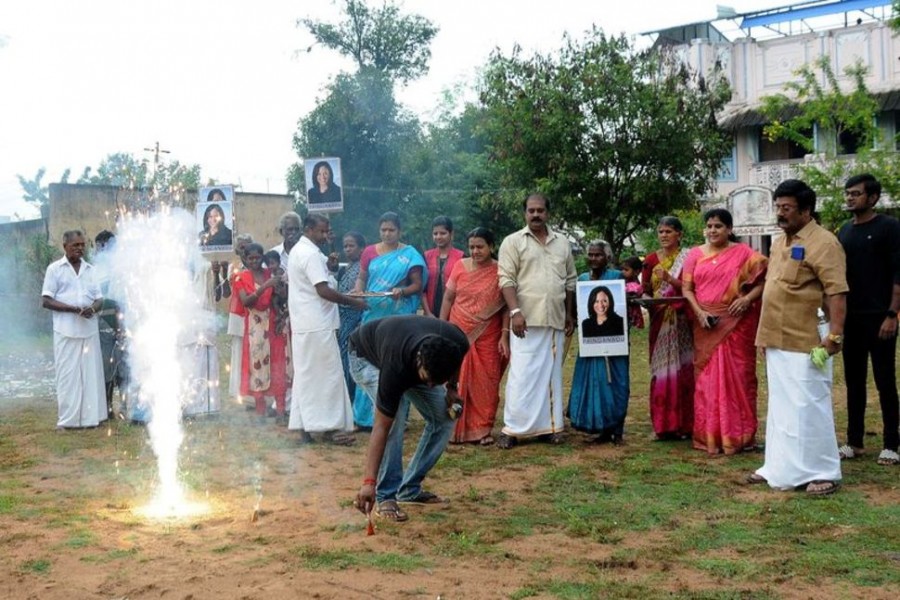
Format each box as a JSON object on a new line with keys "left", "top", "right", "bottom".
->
{"left": 838, "top": 214, "right": 900, "bottom": 315}
{"left": 349, "top": 315, "right": 469, "bottom": 418}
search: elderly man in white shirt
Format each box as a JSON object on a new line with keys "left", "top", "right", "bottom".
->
{"left": 41, "top": 230, "right": 107, "bottom": 429}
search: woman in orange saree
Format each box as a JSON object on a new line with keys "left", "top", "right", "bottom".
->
{"left": 683, "top": 209, "right": 767, "bottom": 455}
{"left": 440, "top": 228, "right": 509, "bottom": 445}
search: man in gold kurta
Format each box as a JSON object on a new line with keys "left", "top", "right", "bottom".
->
{"left": 496, "top": 193, "right": 577, "bottom": 449}
{"left": 751, "top": 179, "right": 848, "bottom": 496}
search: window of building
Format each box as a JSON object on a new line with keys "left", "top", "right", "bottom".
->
{"left": 837, "top": 128, "right": 863, "bottom": 155}
{"left": 757, "top": 130, "right": 809, "bottom": 162}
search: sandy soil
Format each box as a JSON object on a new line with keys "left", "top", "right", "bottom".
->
{"left": 1, "top": 350, "right": 898, "bottom": 600}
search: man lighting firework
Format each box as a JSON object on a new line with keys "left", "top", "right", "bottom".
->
{"left": 351, "top": 315, "right": 468, "bottom": 522}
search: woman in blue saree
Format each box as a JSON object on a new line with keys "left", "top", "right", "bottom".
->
{"left": 351, "top": 212, "right": 427, "bottom": 427}
{"left": 567, "top": 240, "right": 630, "bottom": 444}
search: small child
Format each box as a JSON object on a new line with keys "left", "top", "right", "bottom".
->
{"left": 621, "top": 256, "right": 645, "bottom": 329}
{"left": 263, "top": 251, "right": 290, "bottom": 336}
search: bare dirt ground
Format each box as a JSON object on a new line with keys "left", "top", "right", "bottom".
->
{"left": 1, "top": 345, "right": 898, "bottom": 600}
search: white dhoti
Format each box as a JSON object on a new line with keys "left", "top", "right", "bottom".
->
{"left": 53, "top": 333, "right": 106, "bottom": 428}
{"left": 502, "top": 326, "right": 565, "bottom": 438}
{"left": 288, "top": 329, "right": 353, "bottom": 433}
{"left": 756, "top": 348, "right": 841, "bottom": 489}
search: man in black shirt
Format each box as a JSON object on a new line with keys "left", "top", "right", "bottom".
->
{"left": 350, "top": 315, "right": 469, "bottom": 521}
{"left": 838, "top": 174, "right": 900, "bottom": 466}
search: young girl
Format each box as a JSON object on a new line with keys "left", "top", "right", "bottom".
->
{"left": 421, "top": 216, "right": 464, "bottom": 317}
{"left": 621, "top": 256, "right": 645, "bottom": 330}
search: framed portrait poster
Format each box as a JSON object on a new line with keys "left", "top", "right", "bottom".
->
{"left": 197, "top": 186, "right": 235, "bottom": 253}
{"left": 304, "top": 157, "right": 344, "bottom": 213}
{"left": 576, "top": 279, "right": 629, "bottom": 357}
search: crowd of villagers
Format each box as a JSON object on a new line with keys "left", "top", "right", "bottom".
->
{"left": 225, "top": 208, "right": 771, "bottom": 458}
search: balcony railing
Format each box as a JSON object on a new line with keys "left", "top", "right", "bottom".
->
{"left": 749, "top": 155, "right": 865, "bottom": 188}
{"left": 748, "top": 159, "right": 804, "bottom": 188}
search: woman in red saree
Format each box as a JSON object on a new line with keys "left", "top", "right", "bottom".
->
{"left": 642, "top": 216, "right": 695, "bottom": 439}
{"left": 683, "top": 209, "right": 767, "bottom": 455}
{"left": 440, "top": 228, "right": 509, "bottom": 445}
{"left": 233, "top": 243, "right": 289, "bottom": 418}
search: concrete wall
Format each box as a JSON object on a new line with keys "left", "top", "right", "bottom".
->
{"left": 0, "top": 218, "right": 58, "bottom": 336}
{"left": 47, "top": 183, "right": 295, "bottom": 257}
{"left": 44, "top": 184, "right": 296, "bottom": 313}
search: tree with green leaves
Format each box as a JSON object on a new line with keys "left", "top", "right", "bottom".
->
{"left": 759, "top": 56, "right": 900, "bottom": 229}
{"left": 478, "top": 30, "right": 733, "bottom": 255}
{"left": 16, "top": 167, "right": 70, "bottom": 210}
{"left": 78, "top": 152, "right": 202, "bottom": 195}
{"left": 288, "top": 68, "right": 423, "bottom": 239}
{"left": 290, "top": 0, "right": 439, "bottom": 242}
{"left": 299, "top": 0, "right": 438, "bottom": 84}
{"left": 406, "top": 99, "right": 536, "bottom": 247}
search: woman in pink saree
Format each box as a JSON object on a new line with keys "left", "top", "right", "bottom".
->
{"left": 683, "top": 209, "right": 767, "bottom": 455}
{"left": 440, "top": 228, "right": 509, "bottom": 445}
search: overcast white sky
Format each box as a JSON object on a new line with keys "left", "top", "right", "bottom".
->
{"left": 0, "top": 0, "right": 781, "bottom": 220}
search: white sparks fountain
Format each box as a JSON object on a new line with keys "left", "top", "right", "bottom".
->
{"left": 104, "top": 206, "right": 213, "bottom": 519}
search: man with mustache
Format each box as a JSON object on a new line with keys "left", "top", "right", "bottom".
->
{"left": 837, "top": 174, "right": 900, "bottom": 466}
{"left": 496, "top": 193, "right": 577, "bottom": 449}
{"left": 750, "top": 179, "right": 848, "bottom": 495}
{"left": 42, "top": 230, "right": 107, "bottom": 430}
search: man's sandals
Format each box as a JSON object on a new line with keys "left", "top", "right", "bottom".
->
{"left": 840, "top": 445, "right": 899, "bottom": 465}
{"left": 398, "top": 491, "right": 448, "bottom": 505}
{"left": 497, "top": 433, "right": 517, "bottom": 450}
{"left": 877, "top": 449, "right": 900, "bottom": 466}
{"left": 838, "top": 445, "right": 864, "bottom": 460}
{"left": 804, "top": 480, "right": 840, "bottom": 496}
{"left": 745, "top": 473, "right": 840, "bottom": 496}
{"left": 375, "top": 500, "right": 408, "bottom": 522}
{"left": 323, "top": 431, "right": 356, "bottom": 446}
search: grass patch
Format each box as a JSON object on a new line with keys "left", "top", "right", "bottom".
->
{"left": 0, "top": 494, "right": 20, "bottom": 514}
{"left": 19, "top": 559, "right": 51, "bottom": 575}
{"left": 511, "top": 577, "right": 652, "bottom": 599}
{"left": 80, "top": 548, "right": 140, "bottom": 563}
{"left": 0, "top": 329, "right": 897, "bottom": 597}
{"left": 294, "top": 545, "right": 430, "bottom": 573}
{"left": 434, "top": 529, "right": 493, "bottom": 557}
{"left": 63, "top": 529, "right": 97, "bottom": 549}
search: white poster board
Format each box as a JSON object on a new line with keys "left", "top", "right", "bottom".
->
{"left": 197, "top": 186, "right": 235, "bottom": 253}
{"left": 576, "top": 279, "right": 629, "bottom": 357}
{"left": 304, "top": 157, "right": 344, "bottom": 213}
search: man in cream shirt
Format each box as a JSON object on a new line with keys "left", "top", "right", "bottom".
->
{"left": 496, "top": 193, "right": 577, "bottom": 449}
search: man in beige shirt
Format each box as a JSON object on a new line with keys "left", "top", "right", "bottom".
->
{"left": 750, "top": 179, "right": 848, "bottom": 496}
{"left": 496, "top": 193, "right": 577, "bottom": 449}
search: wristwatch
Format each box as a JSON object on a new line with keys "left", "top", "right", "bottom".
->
{"left": 827, "top": 333, "right": 844, "bottom": 345}
{"left": 887, "top": 309, "right": 898, "bottom": 319}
